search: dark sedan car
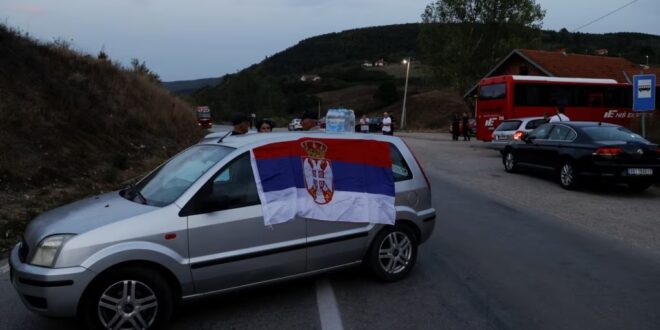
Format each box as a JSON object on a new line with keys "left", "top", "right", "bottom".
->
{"left": 501, "top": 121, "right": 660, "bottom": 191}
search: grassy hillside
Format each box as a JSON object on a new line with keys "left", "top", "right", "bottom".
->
{"left": 0, "top": 25, "right": 205, "bottom": 254}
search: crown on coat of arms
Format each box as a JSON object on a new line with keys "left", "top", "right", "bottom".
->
{"left": 301, "top": 140, "right": 328, "bottom": 158}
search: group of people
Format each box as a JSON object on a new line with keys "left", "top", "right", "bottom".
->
{"left": 451, "top": 112, "right": 472, "bottom": 141}
{"left": 231, "top": 111, "right": 395, "bottom": 136}
{"left": 229, "top": 113, "right": 275, "bottom": 135}
{"left": 359, "top": 112, "right": 393, "bottom": 135}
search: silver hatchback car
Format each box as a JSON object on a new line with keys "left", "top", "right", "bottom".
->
{"left": 10, "top": 132, "right": 436, "bottom": 329}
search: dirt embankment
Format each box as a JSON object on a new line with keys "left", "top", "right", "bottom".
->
{"left": 0, "top": 25, "right": 205, "bottom": 254}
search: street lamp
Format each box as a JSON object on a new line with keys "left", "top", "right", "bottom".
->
{"left": 401, "top": 58, "right": 411, "bottom": 130}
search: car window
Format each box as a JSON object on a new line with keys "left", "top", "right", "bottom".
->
{"left": 582, "top": 126, "right": 649, "bottom": 143}
{"left": 547, "top": 125, "right": 573, "bottom": 141}
{"left": 132, "top": 145, "right": 234, "bottom": 207}
{"left": 184, "top": 152, "right": 260, "bottom": 215}
{"left": 495, "top": 121, "right": 521, "bottom": 131}
{"left": 528, "top": 124, "right": 552, "bottom": 140}
{"left": 565, "top": 130, "right": 577, "bottom": 141}
{"left": 390, "top": 144, "right": 412, "bottom": 182}
{"left": 525, "top": 119, "right": 546, "bottom": 130}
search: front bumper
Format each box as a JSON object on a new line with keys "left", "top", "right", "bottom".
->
{"left": 9, "top": 243, "right": 96, "bottom": 318}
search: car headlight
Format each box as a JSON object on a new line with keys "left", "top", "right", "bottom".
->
{"left": 30, "top": 234, "right": 75, "bottom": 268}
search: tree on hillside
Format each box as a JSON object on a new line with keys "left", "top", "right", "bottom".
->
{"left": 130, "top": 58, "right": 160, "bottom": 83}
{"left": 419, "top": 0, "right": 545, "bottom": 92}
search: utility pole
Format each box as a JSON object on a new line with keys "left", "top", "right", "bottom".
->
{"left": 401, "top": 58, "right": 411, "bottom": 130}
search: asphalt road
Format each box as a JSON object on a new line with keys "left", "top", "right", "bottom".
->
{"left": 1, "top": 133, "right": 659, "bottom": 329}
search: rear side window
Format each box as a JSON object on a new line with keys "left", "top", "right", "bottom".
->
{"left": 528, "top": 124, "right": 552, "bottom": 140}
{"left": 390, "top": 144, "right": 412, "bottom": 182}
{"left": 547, "top": 125, "right": 575, "bottom": 141}
{"left": 525, "top": 119, "right": 546, "bottom": 130}
{"left": 582, "top": 126, "right": 648, "bottom": 143}
{"left": 495, "top": 121, "right": 521, "bottom": 131}
{"left": 479, "top": 83, "right": 506, "bottom": 100}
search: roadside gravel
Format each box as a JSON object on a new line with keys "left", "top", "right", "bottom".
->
{"left": 399, "top": 132, "right": 660, "bottom": 255}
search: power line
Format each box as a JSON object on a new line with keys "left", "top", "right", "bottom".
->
{"left": 573, "top": 0, "right": 639, "bottom": 32}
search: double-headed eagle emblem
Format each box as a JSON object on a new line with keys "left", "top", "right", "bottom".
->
{"left": 301, "top": 140, "right": 334, "bottom": 204}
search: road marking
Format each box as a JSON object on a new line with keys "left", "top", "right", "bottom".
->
{"left": 315, "top": 277, "right": 344, "bottom": 330}
{"left": 0, "top": 261, "right": 9, "bottom": 275}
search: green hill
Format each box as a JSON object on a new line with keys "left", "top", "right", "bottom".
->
{"left": 0, "top": 25, "right": 205, "bottom": 254}
{"left": 191, "top": 23, "right": 660, "bottom": 130}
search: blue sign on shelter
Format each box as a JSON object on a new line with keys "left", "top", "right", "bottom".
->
{"left": 633, "top": 74, "right": 656, "bottom": 112}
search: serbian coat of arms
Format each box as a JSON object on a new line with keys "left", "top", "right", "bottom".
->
{"left": 301, "top": 140, "right": 334, "bottom": 204}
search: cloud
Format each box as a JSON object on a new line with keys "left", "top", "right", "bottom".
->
{"left": 10, "top": 3, "right": 48, "bottom": 16}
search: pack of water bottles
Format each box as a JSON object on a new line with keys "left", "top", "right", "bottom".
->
{"left": 325, "top": 108, "right": 355, "bottom": 133}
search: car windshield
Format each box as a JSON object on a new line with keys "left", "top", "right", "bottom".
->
{"left": 128, "top": 145, "right": 234, "bottom": 206}
{"left": 582, "top": 126, "right": 649, "bottom": 143}
{"left": 495, "top": 121, "right": 521, "bottom": 131}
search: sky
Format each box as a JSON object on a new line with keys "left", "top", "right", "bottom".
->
{"left": 1, "top": 0, "right": 659, "bottom": 81}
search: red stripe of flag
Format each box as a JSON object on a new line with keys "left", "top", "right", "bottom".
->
{"left": 253, "top": 138, "right": 391, "bottom": 168}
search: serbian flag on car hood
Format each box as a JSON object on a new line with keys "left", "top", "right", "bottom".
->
{"left": 250, "top": 137, "right": 395, "bottom": 226}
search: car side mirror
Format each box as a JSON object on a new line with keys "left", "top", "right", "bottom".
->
{"left": 525, "top": 134, "right": 536, "bottom": 143}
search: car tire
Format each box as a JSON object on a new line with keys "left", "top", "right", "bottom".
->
{"left": 503, "top": 150, "right": 518, "bottom": 173}
{"left": 81, "top": 267, "right": 173, "bottom": 330}
{"left": 628, "top": 182, "right": 652, "bottom": 192}
{"left": 366, "top": 224, "right": 418, "bottom": 282}
{"left": 559, "top": 161, "right": 580, "bottom": 190}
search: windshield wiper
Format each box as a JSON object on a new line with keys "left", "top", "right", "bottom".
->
{"left": 122, "top": 183, "right": 148, "bottom": 205}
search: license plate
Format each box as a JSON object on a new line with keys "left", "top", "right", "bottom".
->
{"left": 627, "top": 168, "right": 653, "bottom": 176}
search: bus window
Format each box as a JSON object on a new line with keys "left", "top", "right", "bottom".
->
{"left": 479, "top": 83, "right": 506, "bottom": 99}
{"left": 589, "top": 93, "right": 603, "bottom": 107}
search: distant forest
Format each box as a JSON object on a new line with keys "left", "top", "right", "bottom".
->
{"left": 191, "top": 23, "right": 660, "bottom": 122}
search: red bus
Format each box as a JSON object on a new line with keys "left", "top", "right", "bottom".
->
{"left": 474, "top": 75, "right": 640, "bottom": 141}
{"left": 196, "top": 106, "right": 213, "bottom": 129}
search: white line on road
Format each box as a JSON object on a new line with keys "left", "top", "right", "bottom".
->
{"left": 315, "top": 277, "right": 344, "bottom": 330}
{"left": 0, "top": 260, "right": 9, "bottom": 275}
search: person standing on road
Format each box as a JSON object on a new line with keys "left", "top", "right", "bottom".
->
{"left": 461, "top": 111, "right": 471, "bottom": 141}
{"left": 231, "top": 113, "right": 250, "bottom": 135}
{"left": 257, "top": 119, "right": 274, "bottom": 132}
{"left": 360, "top": 115, "right": 369, "bottom": 133}
{"left": 549, "top": 106, "right": 570, "bottom": 122}
{"left": 301, "top": 110, "right": 320, "bottom": 131}
{"left": 451, "top": 113, "right": 460, "bottom": 141}
{"left": 382, "top": 112, "right": 393, "bottom": 136}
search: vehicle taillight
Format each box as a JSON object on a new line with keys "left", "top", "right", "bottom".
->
{"left": 513, "top": 131, "right": 524, "bottom": 140}
{"left": 593, "top": 147, "right": 623, "bottom": 157}
{"left": 402, "top": 140, "right": 431, "bottom": 191}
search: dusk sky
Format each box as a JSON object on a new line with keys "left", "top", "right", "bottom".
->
{"left": 2, "top": 0, "right": 659, "bottom": 81}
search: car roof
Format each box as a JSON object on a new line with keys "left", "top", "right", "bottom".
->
{"left": 503, "top": 116, "right": 544, "bottom": 122}
{"left": 548, "top": 121, "right": 619, "bottom": 128}
{"left": 198, "top": 131, "right": 403, "bottom": 149}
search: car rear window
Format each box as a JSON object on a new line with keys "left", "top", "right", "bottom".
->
{"left": 582, "top": 126, "right": 648, "bottom": 143}
{"left": 525, "top": 119, "right": 546, "bottom": 130}
{"left": 495, "top": 121, "right": 521, "bottom": 131}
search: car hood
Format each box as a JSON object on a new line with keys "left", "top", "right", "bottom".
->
{"left": 24, "top": 191, "right": 158, "bottom": 248}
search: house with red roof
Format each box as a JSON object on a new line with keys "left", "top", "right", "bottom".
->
{"left": 465, "top": 49, "right": 660, "bottom": 97}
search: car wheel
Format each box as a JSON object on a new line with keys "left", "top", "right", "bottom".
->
{"left": 81, "top": 267, "right": 173, "bottom": 330}
{"left": 366, "top": 225, "right": 418, "bottom": 282}
{"left": 503, "top": 151, "right": 518, "bottom": 173}
{"left": 628, "top": 182, "right": 652, "bottom": 192}
{"left": 559, "top": 161, "right": 580, "bottom": 190}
